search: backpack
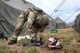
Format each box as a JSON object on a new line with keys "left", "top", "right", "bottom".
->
{"left": 33, "top": 14, "right": 49, "bottom": 28}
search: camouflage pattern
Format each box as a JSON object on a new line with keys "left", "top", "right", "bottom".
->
{"left": 8, "top": 7, "right": 49, "bottom": 44}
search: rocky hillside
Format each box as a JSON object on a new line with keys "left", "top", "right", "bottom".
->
{"left": 54, "top": 17, "right": 67, "bottom": 29}
{"left": 67, "top": 21, "right": 74, "bottom": 27}
{"left": 2, "top": 0, "right": 34, "bottom": 11}
{"left": 74, "top": 14, "right": 80, "bottom": 32}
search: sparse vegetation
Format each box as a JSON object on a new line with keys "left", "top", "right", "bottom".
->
{"left": 0, "top": 46, "right": 18, "bottom": 53}
{"left": 25, "top": 47, "right": 38, "bottom": 53}
{"left": 63, "top": 46, "right": 76, "bottom": 53}
{"left": 0, "top": 28, "right": 80, "bottom": 53}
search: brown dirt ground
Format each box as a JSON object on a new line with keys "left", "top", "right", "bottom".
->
{"left": 0, "top": 28, "right": 80, "bottom": 53}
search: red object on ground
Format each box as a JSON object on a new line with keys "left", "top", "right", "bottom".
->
{"left": 47, "top": 35, "right": 63, "bottom": 49}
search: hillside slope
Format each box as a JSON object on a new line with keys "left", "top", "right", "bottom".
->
{"left": 2, "top": 0, "right": 34, "bottom": 11}
{"left": 74, "top": 14, "right": 80, "bottom": 32}
{"left": 0, "top": 28, "right": 80, "bottom": 53}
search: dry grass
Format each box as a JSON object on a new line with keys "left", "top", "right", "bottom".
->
{"left": 0, "top": 28, "right": 80, "bottom": 53}
{"left": 43, "top": 28, "right": 80, "bottom": 53}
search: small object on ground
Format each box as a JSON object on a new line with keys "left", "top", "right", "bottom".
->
{"left": 31, "top": 39, "right": 40, "bottom": 46}
{"left": 31, "top": 39, "right": 44, "bottom": 46}
{"left": 47, "top": 35, "right": 63, "bottom": 50}
{"left": 17, "top": 35, "right": 31, "bottom": 41}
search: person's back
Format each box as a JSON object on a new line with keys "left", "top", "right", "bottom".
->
{"left": 8, "top": 7, "right": 49, "bottom": 45}
{"left": 36, "top": 14, "right": 49, "bottom": 26}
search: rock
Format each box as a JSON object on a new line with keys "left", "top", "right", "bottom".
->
{"left": 74, "top": 14, "right": 80, "bottom": 32}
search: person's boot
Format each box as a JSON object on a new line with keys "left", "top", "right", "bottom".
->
{"left": 39, "top": 38, "right": 44, "bottom": 45}
{"left": 8, "top": 36, "right": 17, "bottom": 45}
{"left": 31, "top": 38, "right": 38, "bottom": 46}
{"left": 31, "top": 39, "right": 35, "bottom": 43}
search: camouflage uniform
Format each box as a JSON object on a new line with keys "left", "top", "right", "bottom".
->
{"left": 8, "top": 7, "right": 49, "bottom": 45}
